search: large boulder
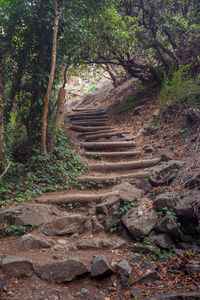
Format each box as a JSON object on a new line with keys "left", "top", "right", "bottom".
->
{"left": 155, "top": 215, "right": 183, "bottom": 240}
{"left": 154, "top": 191, "right": 195, "bottom": 217}
{"left": 42, "top": 214, "right": 86, "bottom": 236}
{"left": 122, "top": 198, "right": 157, "bottom": 239}
{"left": 2, "top": 256, "right": 34, "bottom": 277}
{"left": 37, "top": 259, "right": 89, "bottom": 283}
{"left": 0, "top": 204, "right": 52, "bottom": 226}
{"left": 17, "top": 234, "right": 50, "bottom": 251}
{"left": 90, "top": 255, "right": 113, "bottom": 279}
{"left": 149, "top": 161, "right": 184, "bottom": 185}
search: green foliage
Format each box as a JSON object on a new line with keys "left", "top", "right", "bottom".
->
{"left": 0, "top": 224, "right": 37, "bottom": 236}
{"left": 85, "top": 153, "right": 103, "bottom": 160}
{"left": 160, "top": 64, "right": 200, "bottom": 107}
{"left": 0, "top": 131, "right": 86, "bottom": 205}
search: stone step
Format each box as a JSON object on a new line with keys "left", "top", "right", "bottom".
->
{"left": 88, "top": 158, "right": 160, "bottom": 171}
{"left": 36, "top": 191, "right": 119, "bottom": 204}
{"left": 81, "top": 141, "right": 136, "bottom": 150}
{"left": 85, "top": 151, "right": 141, "bottom": 159}
{"left": 70, "top": 125, "right": 113, "bottom": 132}
{"left": 78, "top": 172, "right": 149, "bottom": 183}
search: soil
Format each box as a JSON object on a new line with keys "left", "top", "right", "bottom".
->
{"left": 0, "top": 79, "right": 200, "bottom": 300}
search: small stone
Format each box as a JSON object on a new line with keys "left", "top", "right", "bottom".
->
{"left": 74, "top": 288, "right": 91, "bottom": 299}
{"left": 57, "top": 239, "right": 67, "bottom": 245}
{"left": 135, "top": 178, "right": 152, "bottom": 193}
{"left": 130, "top": 288, "right": 142, "bottom": 298}
{"left": 121, "top": 134, "right": 136, "bottom": 141}
{"left": 161, "top": 150, "right": 174, "bottom": 161}
{"left": 91, "top": 217, "right": 104, "bottom": 233}
{"left": 90, "top": 255, "right": 113, "bottom": 279}
{"left": 126, "top": 253, "right": 142, "bottom": 262}
{"left": 76, "top": 238, "right": 113, "bottom": 250}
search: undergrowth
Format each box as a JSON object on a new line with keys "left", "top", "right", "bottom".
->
{"left": 0, "top": 131, "right": 87, "bottom": 207}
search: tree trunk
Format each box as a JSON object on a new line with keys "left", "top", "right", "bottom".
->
{"left": 41, "top": 3, "right": 62, "bottom": 153}
{"left": 49, "top": 87, "right": 66, "bottom": 151}
{"left": 0, "top": 56, "right": 5, "bottom": 163}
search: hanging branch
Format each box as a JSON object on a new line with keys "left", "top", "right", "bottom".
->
{"left": 41, "top": 0, "right": 62, "bottom": 153}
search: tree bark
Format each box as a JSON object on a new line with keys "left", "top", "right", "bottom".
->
{"left": 49, "top": 87, "right": 66, "bottom": 151}
{"left": 0, "top": 56, "right": 5, "bottom": 163}
{"left": 41, "top": 2, "right": 62, "bottom": 153}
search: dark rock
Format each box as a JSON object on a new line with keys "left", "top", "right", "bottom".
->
{"left": 37, "top": 259, "right": 89, "bottom": 283}
{"left": 184, "top": 173, "right": 200, "bottom": 189}
{"left": 74, "top": 288, "right": 91, "bottom": 299}
{"left": 90, "top": 255, "right": 113, "bottom": 279}
{"left": 149, "top": 161, "right": 184, "bottom": 185}
{"left": 0, "top": 204, "right": 52, "bottom": 226}
{"left": 76, "top": 238, "right": 113, "bottom": 250}
{"left": 95, "top": 195, "right": 119, "bottom": 214}
{"left": 17, "top": 234, "right": 50, "bottom": 251}
{"left": 154, "top": 191, "right": 195, "bottom": 217}
{"left": 148, "top": 234, "right": 173, "bottom": 249}
{"left": 121, "top": 134, "right": 136, "bottom": 141}
{"left": 113, "top": 239, "right": 126, "bottom": 249}
{"left": 139, "top": 260, "right": 156, "bottom": 272}
{"left": 91, "top": 217, "right": 104, "bottom": 233}
{"left": 126, "top": 253, "right": 142, "bottom": 262}
{"left": 135, "top": 178, "right": 152, "bottom": 193}
{"left": 143, "top": 145, "right": 154, "bottom": 153}
{"left": 134, "top": 262, "right": 158, "bottom": 284}
{"left": 155, "top": 215, "right": 183, "bottom": 240}
{"left": 161, "top": 150, "right": 174, "bottom": 161}
{"left": 105, "top": 203, "right": 120, "bottom": 232}
{"left": 83, "top": 219, "right": 92, "bottom": 233}
{"left": 186, "top": 260, "right": 200, "bottom": 275}
{"left": 128, "top": 244, "right": 158, "bottom": 255}
{"left": 116, "top": 259, "right": 132, "bottom": 289}
{"left": 130, "top": 288, "right": 142, "bottom": 298}
{"left": 118, "top": 182, "right": 144, "bottom": 202}
{"left": 147, "top": 292, "right": 200, "bottom": 299}
{"left": 42, "top": 214, "right": 86, "bottom": 236}
{"left": 109, "top": 136, "right": 121, "bottom": 142}
{"left": 2, "top": 255, "right": 34, "bottom": 277}
{"left": 122, "top": 198, "right": 157, "bottom": 239}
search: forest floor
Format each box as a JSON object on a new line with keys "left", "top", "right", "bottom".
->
{"left": 0, "top": 78, "right": 200, "bottom": 300}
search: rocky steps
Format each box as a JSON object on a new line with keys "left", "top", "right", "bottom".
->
{"left": 0, "top": 106, "right": 200, "bottom": 299}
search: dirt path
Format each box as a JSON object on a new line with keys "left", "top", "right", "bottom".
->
{"left": 0, "top": 104, "right": 200, "bottom": 300}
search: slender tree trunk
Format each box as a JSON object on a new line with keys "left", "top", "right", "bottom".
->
{"left": 0, "top": 56, "right": 5, "bottom": 163}
{"left": 41, "top": 2, "right": 62, "bottom": 153}
{"left": 49, "top": 87, "right": 66, "bottom": 151}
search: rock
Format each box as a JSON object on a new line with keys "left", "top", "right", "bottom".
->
{"left": 149, "top": 161, "right": 184, "bottom": 185}
{"left": 126, "top": 253, "right": 142, "bottom": 262}
{"left": 130, "top": 288, "right": 142, "bottom": 298}
{"left": 135, "top": 178, "right": 152, "bottom": 193}
{"left": 161, "top": 150, "right": 174, "bottom": 161}
{"left": 17, "top": 234, "right": 50, "bottom": 251}
{"left": 83, "top": 219, "right": 92, "bottom": 233}
{"left": 184, "top": 173, "right": 200, "bottom": 189}
{"left": 155, "top": 215, "right": 183, "bottom": 240}
{"left": 116, "top": 259, "right": 132, "bottom": 289}
{"left": 113, "top": 239, "right": 126, "bottom": 249}
{"left": 105, "top": 203, "right": 120, "bottom": 232}
{"left": 128, "top": 244, "right": 158, "bottom": 255}
{"left": 95, "top": 195, "right": 119, "bottom": 214}
{"left": 148, "top": 234, "right": 172, "bottom": 249}
{"left": 0, "top": 204, "right": 52, "bottom": 226}
{"left": 118, "top": 182, "right": 144, "bottom": 202}
{"left": 90, "top": 255, "right": 113, "bottom": 279}
{"left": 2, "top": 256, "right": 34, "bottom": 277}
{"left": 37, "top": 259, "right": 88, "bottom": 283}
{"left": 133, "top": 260, "right": 158, "bottom": 284}
{"left": 91, "top": 217, "right": 104, "bottom": 233}
{"left": 143, "top": 145, "right": 154, "bottom": 153}
{"left": 42, "top": 214, "right": 86, "bottom": 236}
{"left": 186, "top": 260, "right": 200, "bottom": 275}
{"left": 76, "top": 238, "right": 113, "bottom": 250}
{"left": 95, "top": 138, "right": 107, "bottom": 142}
{"left": 74, "top": 288, "right": 91, "bottom": 299}
{"left": 121, "top": 134, "right": 136, "bottom": 141}
{"left": 147, "top": 293, "right": 200, "bottom": 299}
{"left": 109, "top": 136, "right": 121, "bottom": 142}
{"left": 154, "top": 191, "right": 195, "bottom": 217}
{"left": 122, "top": 198, "right": 157, "bottom": 239}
